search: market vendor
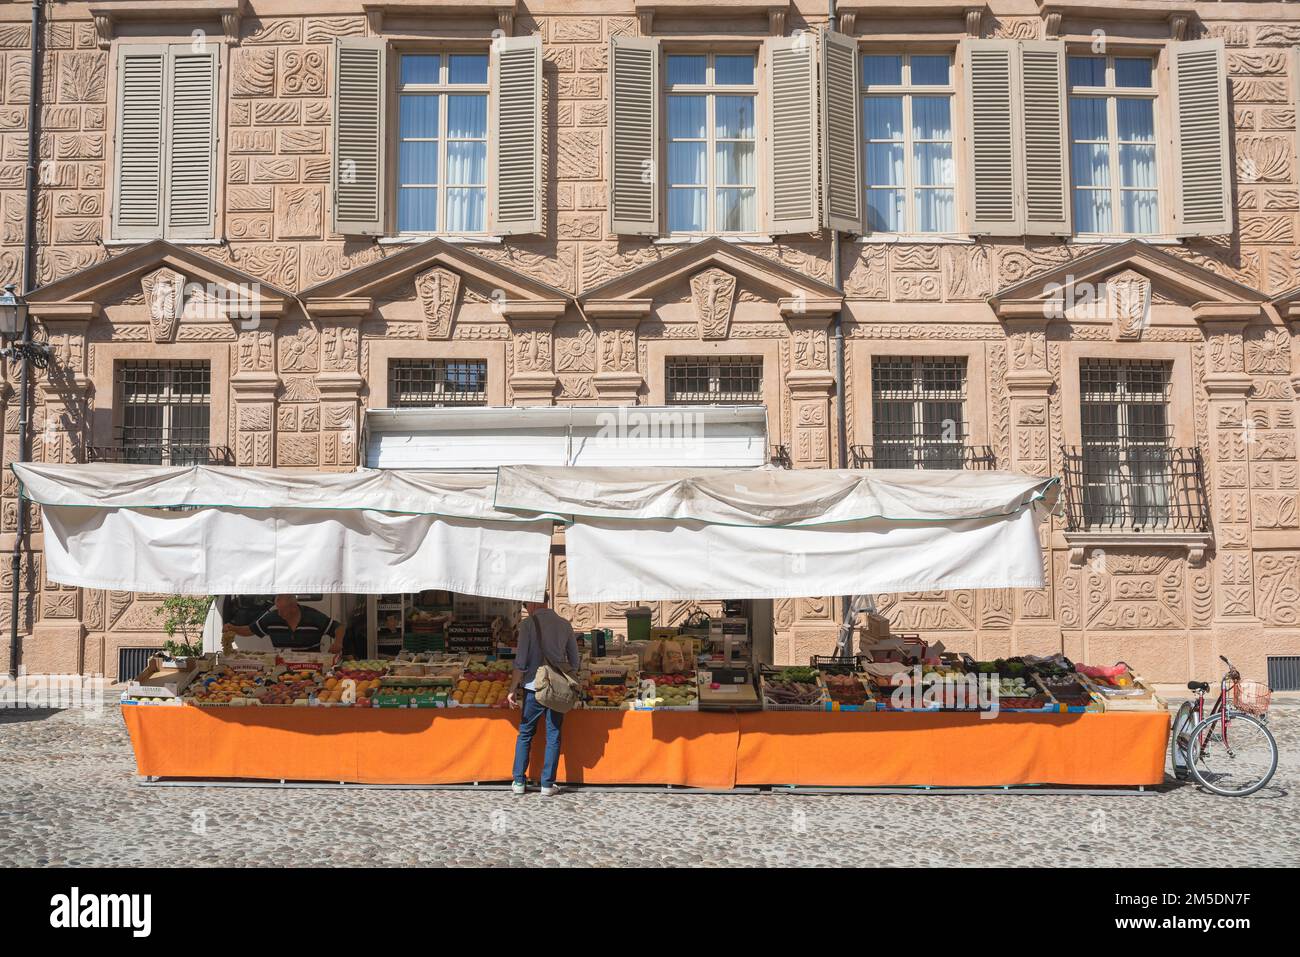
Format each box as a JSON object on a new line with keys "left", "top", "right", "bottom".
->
{"left": 227, "top": 594, "right": 344, "bottom": 654}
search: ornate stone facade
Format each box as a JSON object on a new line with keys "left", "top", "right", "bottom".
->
{"left": 1, "top": 1, "right": 1299, "bottom": 681}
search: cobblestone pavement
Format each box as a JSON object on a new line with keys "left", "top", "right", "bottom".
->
{"left": 1, "top": 699, "right": 1295, "bottom": 868}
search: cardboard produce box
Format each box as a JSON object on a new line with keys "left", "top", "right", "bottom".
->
{"left": 124, "top": 657, "right": 208, "bottom": 700}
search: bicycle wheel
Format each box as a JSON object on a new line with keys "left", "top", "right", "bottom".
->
{"left": 1188, "top": 711, "right": 1278, "bottom": 797}
{"left": 1170, "top": 700, "right": 1196, "bottom": 781}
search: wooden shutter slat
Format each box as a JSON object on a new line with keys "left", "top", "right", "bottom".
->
{"left": 492, "top": 35, "right": 543, "bottom": 235}
{"left": 113, "top": 45, "right": 166, "bottom": 239}
{"left": 820, "top": 28, "right": 861, "bottom": 232}
{"left": 963, "top": 39, "right": 1020, "bottom": 236}
{"left": 1172, "top": 39, "right": 1232, "bottom": 237}
{"left": 767, "top": 35, "right": 820, "bottom": 235}
{"left": 609, "top": 35, "right": 658, "bottom": 236}
{"left": 333, "top": 37, "right": 387, "bottom": 236}
{"left": 164, "top": 46, "right": 217, "bottom": 239}
{"left": 1019, "top": 41, "right": 1070, "bottom": 235}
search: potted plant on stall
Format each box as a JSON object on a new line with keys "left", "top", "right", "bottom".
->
{"left": 155, "top": 595, "right": 214, "bottom": 668}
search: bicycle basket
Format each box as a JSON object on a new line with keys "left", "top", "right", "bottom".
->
{"left": 1232, "top": 679, "right": 1272, "bottom": 715}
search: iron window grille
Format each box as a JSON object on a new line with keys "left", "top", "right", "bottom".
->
{"left": 869, "top": 356, "right": 974, "bottom": 468}
{"left": 851, "top": 443, "right": 996, "bottom": 470}
{"left": 665, "top": 356, "right": 763, "bottom": 404}
{"left": 388, "top": 359, "right": 488, "bottom": 408}
{"left": 1062, "top": 358, "right": 1209, "bottom": 531}
{"left": 114, "top": 361, "right": 213, "bottom": 465}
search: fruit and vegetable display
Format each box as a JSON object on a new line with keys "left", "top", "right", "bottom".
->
{"left": 185, "top": 667, "right": 277, "bottom": 705}
{"left": 1033, "top": 673, "right": 1094, "bottom": 707}
{"left": 993, "top": 676, "right": 1050, "bottom": 710}
{"left": 336, "top": 660, "right": 388, "bottom": 679}
{"left": 452, "top": 675, "right": 508, "bottom": 707}
{"left": 821, "top": 672, "right": 873, "bottom": 708}
{"left": 631, "top": 672, "right": 699, "bottom": 710}
{"left": 761, "top": 668, "right": 827, "bottom": 709}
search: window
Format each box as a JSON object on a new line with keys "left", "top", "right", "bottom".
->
{"left": 870, "top": 357, "right": 968, "bottom": 468}
{"left": 395, "top": 52, "right": 489, "bottom": 234}
{"left": 666, "top": 53, "right": 758, "bottom": 233}
{"left": 1067, "top": 55, "right": 1159, "bottom": 235}
{"left": 116, "top": 361, "right": 212, "bottom": 465}
{"left": 388, "top": 359, "right": 488, "bottom": 407}
{"left": 113, "top": 43, "right": 218, "bottom": 240}
{"left": 861, "top": 53, "right": 955, "bottom": 233}
{"left": 1079, "top": 359, "right": 1172, "bottom": 526}
{"left": 665, "top": 356, "right": 763, "bottom": 404}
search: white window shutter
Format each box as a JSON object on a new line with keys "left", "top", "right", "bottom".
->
{"left": 1018, "top": 41, "right": 1070, "bottom": 236}
{"left": 1171, "top": 38, "right": 1232, "bottom": 237}
{"left": 163, "top": 44, "right": 218, "bottom": 240}
{"left": 609, "top": 35, "right": 659, "bottom": 236}
{"left": 113, "top": 44, "right": 167, "bottom": 240}
{"left": 767, "top": 35, "right": 820, "bottom": 235}
{"left": 332, "top": 37, "right": 387, "bottom": 236}
{"left": 492, "top": 35, "right": 542, "bottom": 235}
{"left": 962, "top": 39, "right": 1021, "bottom": 236}
{"left": 820, "top": 28, "right": 861, "bottom": 232}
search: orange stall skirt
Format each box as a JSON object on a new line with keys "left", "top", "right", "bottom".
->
{"left": 121, "top": 705, "right": 1169, "bottom": 789}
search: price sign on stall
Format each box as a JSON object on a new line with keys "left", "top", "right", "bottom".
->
{"left": 445, "top": 620, "right": 495, "bottom": 655}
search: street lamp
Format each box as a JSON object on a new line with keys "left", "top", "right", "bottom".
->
{"left": 0, "top": 283, "right": 49, "bottom": 369}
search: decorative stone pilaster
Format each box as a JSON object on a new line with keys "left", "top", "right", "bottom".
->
{"left": 306, "top": 298, "right": 368, "bottom": 469}
{"left": 1001, "top": 315, "right": 1054, "bottom": 477}
{"left": 1195, "top": 304, "right": 1259, "bottom": 621}
{"left": 505, "top": 307, "right": 561, "bottom": 406}
{"left": 587, "top": 300, "right": 647, "bottom": 405}
{"left": 783, "top": 309, "right": 836, "bottom": 469}
{"left": 231, "top": 372, "right": 279, "bottom": 467}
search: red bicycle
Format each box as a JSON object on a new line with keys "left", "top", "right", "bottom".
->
{"left": 1170, "top": 655, "right": 1277, "bottom": 797}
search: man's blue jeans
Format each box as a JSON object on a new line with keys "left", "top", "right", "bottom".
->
{"left": 512, "top": 689, "right": 565, "bottom": 788}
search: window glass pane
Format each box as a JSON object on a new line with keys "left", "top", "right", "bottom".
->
{"left": 1071, "top": 142, "right": 1110, "bottom": 187}
{"left": 400, "top": 54, "right": 440, "bottom": 86}
{"left": 669, "top": 188, "right": 707, "bottom": 231}
{"left": 399, "top": 95, "right": 439, "bottom": 138}
{"left": 864, "top": 97, "right": 904, "bottom": 140}
{"left": 1118, "top": 144, "right": 1156, "bottom": 188}
{"left": 911, "top": 96, "right": 951, "bottom": 140}
{"left": 866, "top": 142, "right": 904, "bottom": 186}
{"left": 910, "top": 55, "right": 950, "bottom": 86}
{"left": 445, "top": 187, "right": 485, "bottom": 232}
{"left": 1073, "top": 189, "right": 1111, "bottom": 233}
{"left": 398, "top": 187, "right": 438, "bottom": 232}
{"left": 714, "top": 55, "right": 755, "bottom": 85}
{"left": 1121, "top": 190, "right": 1159, "bottom": 234}
{"left": 669, "top": 141, "right": 706, "bottom": 185}
{"left": 445, "top": 140, "right": 486, "bottom": 185}
{"left": 448, "top": 53, "right": 488, "bottom": 84}
{"left": 714, "top": 95, "right": 755, "bottom": 138}
{"left": 866, "top": 189, "right": 905, "bottom": 231}
{"left": 915, "top": 189, "right": 954, "bottom": 232}
{"left": 1116, "top": 98, "right": 1154, "bottom": 142}
{"left": 1068, "top": 97, "right": 1108, "bottom": 140}
{"left": 715, "top": 141, "right": 755, "bottom": 186}
{"left": 716, "top": 187, "right": 756, "bottom": 232}
{"left": 667, "top": 95, "right": 707, "bottom": 138}
{"left": 1068, "top": 56, "right": 1106, "bottom": 87}
{"left": 399, "top": 141, "right": 438, "bottom": 185}
{"left": 1114, "top": 57, "right": 1153, "bottom": 89}
{"left": 862, "top": 54, "right": 902, "bottom": 86}
{"left": 667, "top": 54, "right": 706, "bottom": 85}
{"left": 446, "top": 94, "right": 487, "bottom": 138}
{"left": 913, "top": 142, "right": 952, "bottom": 186}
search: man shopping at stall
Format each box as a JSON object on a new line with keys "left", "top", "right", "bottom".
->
{"left": 228, "top": 594, "right": 345, "bottom": 655}
{"left": 507, "top": 595, "right": 579, "bottom": 796}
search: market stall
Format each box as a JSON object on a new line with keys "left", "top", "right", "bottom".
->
{"left": 15, "top": 461, "right": 1171, "bottom": 790}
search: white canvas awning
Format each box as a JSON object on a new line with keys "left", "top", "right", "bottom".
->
{"left": 494, "top": 465, "right": 1059, "bottom": 603}
{"left": 14, "top": 463, "right": 552, "bottom": 599}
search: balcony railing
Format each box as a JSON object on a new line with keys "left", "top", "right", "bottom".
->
{"left": 850, "top": 444, "right": 997, "bottom": 470}
{"left": 1060, "top": 445, "right": 1210, "bottom": 532}
{"left": 82, "top": 445, "right": 234, "bottom": 466}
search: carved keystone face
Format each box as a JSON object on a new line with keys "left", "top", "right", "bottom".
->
{"left": 1105, "top": 269, "right": 1152, "bottom": 341}
{"left": 690, "top": 267, "right": 737, "bottom": 340}
{"left": 142, "top": 267, "right": 184, "bottom": 343}
{"left": 415, "top": 266, "right": 462, "bottom": 340}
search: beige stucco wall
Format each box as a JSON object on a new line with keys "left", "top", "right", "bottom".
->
{"left": 0, "top": 0, "right": 1298, "bottom": 681}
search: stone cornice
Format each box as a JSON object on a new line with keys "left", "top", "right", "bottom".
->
{"left": 361, "top": 0, "right": 518, "bottom": 36}
{"left": 88, "top": 0, "right": 247, "bottom": 48}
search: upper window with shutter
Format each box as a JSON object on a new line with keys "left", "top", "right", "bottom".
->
{"left": 1067, "top": 54, "right": 1160, "bottom": 236}
{"left": 665, "top": 51, "right": 760, "bottom": 235}
{"left": 861, "top": 52, "right": 956, "bottom": 234}
{"left": 112, "top": 42, "right": 219, "bottom": 242}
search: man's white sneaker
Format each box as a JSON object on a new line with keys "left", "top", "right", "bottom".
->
{"left": 539, "top": 785, "right": 562, "bottom": 797}
{"left": 510, "top": 781, "right": 526, "bottom": 795}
